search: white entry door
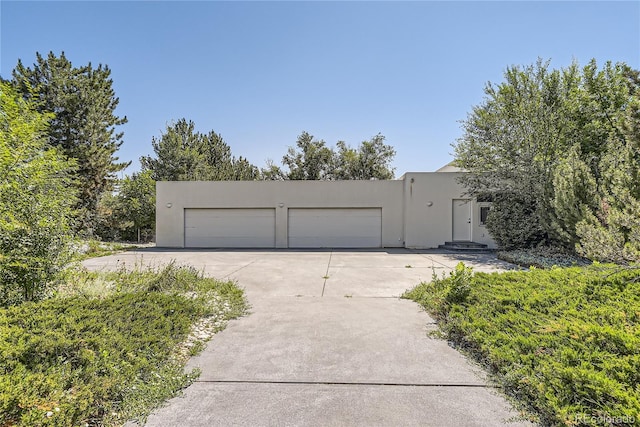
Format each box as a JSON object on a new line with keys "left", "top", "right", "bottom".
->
{"left": 452, "top": 199, "right": 472, "bottom": 241}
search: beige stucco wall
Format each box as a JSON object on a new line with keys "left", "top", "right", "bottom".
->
{"left": 156, "top": 180, "right": 405, "bottom": 248}
{"left": 156, "top": 173, "right": 496, "bottom": 249}
{"left": 402, "top": 172, "right": 462, "bottom": 248}
{"left": 401, "top": 172, "right": 496, "bottom": 248}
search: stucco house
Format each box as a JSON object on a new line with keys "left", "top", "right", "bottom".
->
{"left": 155, "top": 167, "right": 495, "bottom": 249}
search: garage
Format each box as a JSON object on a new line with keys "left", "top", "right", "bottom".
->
{"left": 184, "top": 208, "right": 275, "bottom": 248}
{"left": 288, "top": 208, "right": 382, "bottom": 248}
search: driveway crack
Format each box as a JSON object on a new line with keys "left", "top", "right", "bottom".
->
{"left": 194, "top": 379, "right": 494, "bottom": 388}
{"left": 223, "top": 259, "right": 258, "bottom": 278}
{"left": 321, "top": 250, "right": 333, "bottom": 297}
{"left": 408, "top": 248, "right": 450, "bottom": 269}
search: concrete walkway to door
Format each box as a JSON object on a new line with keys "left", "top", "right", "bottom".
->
{"left": 83, "top": 249, "right": 533, "bottom": 427}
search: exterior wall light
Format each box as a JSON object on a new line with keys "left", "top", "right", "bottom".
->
{"left": 278, "top": 202, "right": 285, "bottom": 208}
{"left": 166, "top": 203, "right": 172, "bottom": 208}
{"left": 426, "top": 201, "right": 433, "bottom": 207}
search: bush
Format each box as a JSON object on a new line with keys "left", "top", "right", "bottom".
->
{"left": 0, "top": 82, "right": 76, "bottom": 306}
{"left": 485, "top": 192, "right": 548, "bottom": 250}
{"left": 0, "top": 293, "right": 200, "bottom": 426}
{"left": 0, "top": 263, "right": 247, "bottom": 426}
{"left": 404, "top": 265, "right": 640, "bottom": 426}
{"left": 408, "top": 263, "right": 473, "bottom": 319}
{"left": 95, "top": 171, "right": 156, "bottom": 243}
{"left": 444, "top": 262, "right": 473, "bottom": 304}
{"left": 577, "top": 197, "right": 640, "bottom": 265}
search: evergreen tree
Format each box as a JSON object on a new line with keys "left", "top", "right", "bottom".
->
{"left": 140, "top": 119, "right": 200, "bottom": 181}
{"left": 11, "top": 51, "right": 129, "bottom": 234}
{"left": 550, "top": 146, "right": 599, "bottom": 247}
{"left": 140, "top": 119, "right": 259, "bottom": 181}
{"left": 576, "top": 70, "right": 640, "bottom": 263}
{"left": 230, "top": 157, "right": 261, "bottom": 180}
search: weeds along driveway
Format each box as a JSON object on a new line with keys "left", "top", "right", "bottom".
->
{"left": 84, "top": 249, "right": 531, "bottom": 427}
{"left": 81, "top": 248, "right": 514, "bottom": 300}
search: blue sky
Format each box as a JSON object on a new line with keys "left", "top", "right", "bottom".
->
{"left": 2, "top": 1, "right": 639, "bottom": 176}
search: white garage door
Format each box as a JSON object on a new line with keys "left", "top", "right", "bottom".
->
{"left": 288, "top": 208, "right": 382, "bottom": 248}
{"left": 184, "top": 208, "right": 275, "bottom": 248}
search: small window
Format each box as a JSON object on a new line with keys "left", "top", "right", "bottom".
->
{"left": 480, "top": 206, "right": 490, "bottom": 226}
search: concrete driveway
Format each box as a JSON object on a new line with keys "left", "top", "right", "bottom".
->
{"left": 83, "top": 249, "right": 532, "bottom": 427}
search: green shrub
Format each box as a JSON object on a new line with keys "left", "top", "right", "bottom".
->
{"left": 404, "top": 265, "right": 640, "bottom": 426}
{"left": 0, "top": 82, "right": 77, "bottom": 306}
{"left": 445, "top": 262, "right": 473, "bottom": 304}
{"left": 408, "top": 263, "right": 474, "bottom": 319}
{"left": 577, "top": 198, "right": 640, "bottom": 265}
{"left": 0, "top": 293, "right": 200, "bottom": 426}
{"left": 484, "top": 192, "right": 548, "bottom": 250}
{"left": 0, "top": 263, "right": 247, "bottom": 426}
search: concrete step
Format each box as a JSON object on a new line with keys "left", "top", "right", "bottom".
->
{"left": 438, "top": 241, "right": 491, "bottom": 251}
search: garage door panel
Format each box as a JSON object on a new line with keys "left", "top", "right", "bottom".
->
{"left": 288, "top": 208, "right": 381, "bottom": 248}
{"left": 185, "top": 209, "right": 275, "bottom": 248}
{"left": 289, "top": 236, "right": 380, "bottom": 248}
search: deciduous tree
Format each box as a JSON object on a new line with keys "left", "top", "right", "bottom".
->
{"left": 277, "top": 131, "right": 396, "bottom": 180}
{"left": 454, "top": 58, "right": 639, "bottom": 257}
{"left": 282, "top": 132, "right": 335, "bottom": 180}
{"left": 260, "top": 159, "right": 287, "bottom": 181}
{"left": 334, "top": 134, "right": 395, "bottom": 180}
{"left": 0, "top": 81, "right": 76, "bottom": 305}
{"left": 114, "top": 170, "right": 156, "bottom": 243}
